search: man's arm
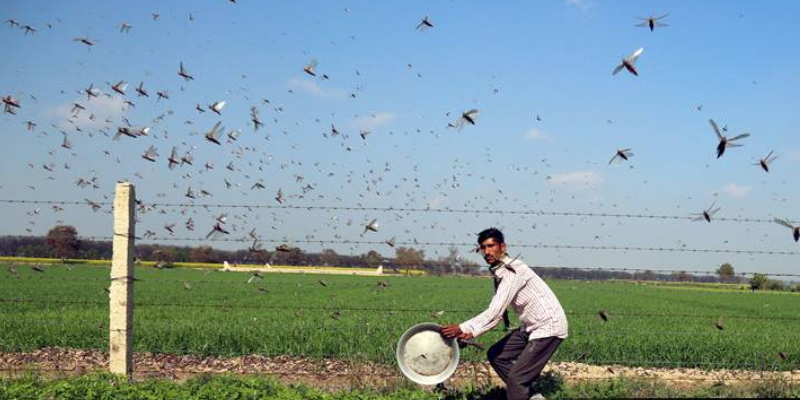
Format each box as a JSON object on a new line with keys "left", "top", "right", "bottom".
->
{"left": 442, "top": 271, "right": 526, "bottom": 339}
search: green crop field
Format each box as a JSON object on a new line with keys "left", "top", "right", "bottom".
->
{"left": 1, "top": 262, "right": 799, "bottom": 371}
{"left": 3, "top": 372, "right": 800, "bottom": 400}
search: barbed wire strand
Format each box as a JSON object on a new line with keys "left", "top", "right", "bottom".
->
{"left": 0, "top": 345, "right": 793, "bottom": 369}
{"left": 0, "top": 363, "right": 797, "bottom": 381}
{"left": 5, "top": 234, "right": 800, "bottom": 257}
{"left": 6, "top": 265, "right": 800, "bottom": 280}
{"left": 3, "top": 298, "right": 800, "bottom": 322}
{"left": 2, "top": 317, "right": 796, "bottom": 370}
{"left": 5, "top": 323, "right": 799, "bottom": 342}
{"left": 4, "top": 275, "right": 793, "bottom": 304}
{"left": 0, "top": 366, "right": 398, "bottom": 377}
{"left": 1, "top": 198, "right": 795, "bottom": 225}
{"left": 10, "top": 317, "right": 798, "bottom": 339}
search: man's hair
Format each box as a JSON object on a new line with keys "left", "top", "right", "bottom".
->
{"left": 477, "top": 228, "right": 504, "bottom": 244}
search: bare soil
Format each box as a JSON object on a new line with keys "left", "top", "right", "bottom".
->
{"left": 1, "top": 348, "right": 798, "bottom": 391}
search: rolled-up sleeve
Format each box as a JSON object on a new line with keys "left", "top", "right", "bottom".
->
{"left": 459, "top": 271, "right": 526, "bottom": 337}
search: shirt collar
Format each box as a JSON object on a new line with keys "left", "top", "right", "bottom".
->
{"left": 489, "top": 254, "right": 513, "bottom": 275}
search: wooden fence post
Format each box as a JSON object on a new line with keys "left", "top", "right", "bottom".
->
{"left": 110, "top": 182, "right": 135, "bottom": 378}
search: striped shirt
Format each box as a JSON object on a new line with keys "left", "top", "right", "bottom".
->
{"left": 459, "top": 255, "right": 568, "bottom": 341}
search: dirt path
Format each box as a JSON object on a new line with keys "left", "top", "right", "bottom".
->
{"left": 1, "top": 348, "right": 798, "bottom": 391}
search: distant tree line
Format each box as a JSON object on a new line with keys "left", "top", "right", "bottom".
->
{"left": 1, "top": 226, "right": 797, "bottom": 291}
{"left": 0, "top": 226, "right": 484, "bottom": 275}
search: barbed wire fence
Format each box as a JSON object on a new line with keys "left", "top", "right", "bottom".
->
{"left": 1, "top": 186, "right": 799, "bottom": 390}
{"left": 3, "top": 196, "right": 799, "bottom": 277}
{"left": 1, "top": 198, "right": 797, "bottom": 225}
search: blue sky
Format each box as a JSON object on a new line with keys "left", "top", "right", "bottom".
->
{"left": 1, "top": 0, "right": 799, "bottom": 275}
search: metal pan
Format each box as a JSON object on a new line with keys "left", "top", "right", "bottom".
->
{"left": 396, "top": 322, "right": 460, "bottom": 385}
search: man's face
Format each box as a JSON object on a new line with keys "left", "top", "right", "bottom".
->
{"left": 479, "top": 238, "right": 507, "bottom": 266}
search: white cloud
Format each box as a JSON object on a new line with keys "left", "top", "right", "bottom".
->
{"left": 286, "top": 77, "right": 344, "bottom": 99}
{"left": 548, "top": 170, "right": 604, "bottom": 189}
{"left": 721, "top": 183, "right": 752, "bottom": 198}
{"left": 523, "top": 128, "right": 551, "bottom": 142}
{"left": 349, "top": 112, "right": 396, "bottom": 132}
{"left": 46, "top": 94, "right": 127, "bottom": 130}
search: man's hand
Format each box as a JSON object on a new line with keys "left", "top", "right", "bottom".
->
{"left": 441, "top": 325, "right": 474, "bottom": 340}
{"left": 441, "top": 325, "right": 462, "bottom": 339}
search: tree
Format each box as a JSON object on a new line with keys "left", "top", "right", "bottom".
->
{"left": 749, "top": 273, "right": 768, "bottom": 292}
{"left": 45, "top": 225, "right": 79, "bottom": 260}
{"left": 435, "top": 245, "right": 462, "bottom": 275}
{"left": 716, "top": 263, "right": 735, "bottom": 283}
{"left": 270, "top": 247, "right": 306, "bottom": 266}
{"left": 395, "top": 247, "right": 424, "bottom": 274}
{"left": 461, "top": 259, "right": 482, "bottom": 274}
{"left": 361, "top": 250, "right": 382, "bottom": 268}
{"left": 766, "top": 279, "right": 786, "bottom": 291}
{"left": 320, "top": 249, "right": 339, "bottom": 266}
{"left": 190, "top": 245, "right": 219, "bottom": 263}
{"left": 641, "top": 270, "right": 656, "bottom": 281}
{"left": 673, "top": 270, "right": 691, "bottom": 282}
{"left": 246, "top": 248, "right": 271, "bottom": 265}
{"left": 173, "top": 246, "right": 193, "bottom": 263}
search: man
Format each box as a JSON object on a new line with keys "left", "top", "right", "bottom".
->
{"left": 442, "top": 228, "right": 568, "bottom": 400}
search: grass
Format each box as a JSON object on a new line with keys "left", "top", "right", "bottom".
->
{"left": 2, "top": 372, "right": 799, "bottom": 399}
{"left": 1, "top": 262, "right": 799, "bottom": 371}
{"left": 0, "top": 256, "right": 421, "bottom": 272}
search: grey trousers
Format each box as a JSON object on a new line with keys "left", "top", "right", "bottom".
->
{"left": 487, "top": 329, "right": 563, "bottom": 400}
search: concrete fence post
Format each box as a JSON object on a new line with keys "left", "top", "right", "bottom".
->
{"left": 109, "top": 182, "right": 135, "bottom": 378}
